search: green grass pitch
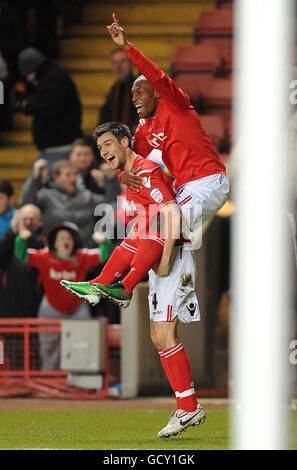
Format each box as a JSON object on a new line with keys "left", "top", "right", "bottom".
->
{"left": 0, "top": 409, "right": 296, "bottom": 450}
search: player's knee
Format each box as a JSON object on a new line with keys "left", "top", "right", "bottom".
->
{"left": 150, "top": 325, "right": 177, "bottom": 351}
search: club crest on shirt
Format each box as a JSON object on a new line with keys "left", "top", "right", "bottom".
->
{"left": 142, "top": 176, "right": 151, "bottom": 188}
{"left": 150, "top": 188, "right": 164, "bottom": 203}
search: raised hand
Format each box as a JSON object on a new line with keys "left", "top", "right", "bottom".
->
{"left": 107, "top": 13, "right": 129, "bottom": 48}
{"left": 33, "top": 159, "right": 48, "bottom": 179}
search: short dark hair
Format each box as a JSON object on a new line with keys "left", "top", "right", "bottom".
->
{"left": 70, "top": 136, "right": 97, "bottom": 155}
{"left": 93, "top": 122, "right": 132, "bottom": 147}
{"left": 0, "top": 180, "right": 14, "bottom": 197}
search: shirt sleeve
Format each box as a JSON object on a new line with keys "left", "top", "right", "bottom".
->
{"left": 125, "top": 44, "right": 191, "bottom": 109}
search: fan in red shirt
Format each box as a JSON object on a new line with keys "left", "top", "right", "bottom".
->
{"left": 107, "top": 14, "right": 229, "bottom": 235}
{"left": 16, "top": 222, "right": 107, "bottom": 313}
{"left": 15, "top": 221, "right": 111, "bottom": 370}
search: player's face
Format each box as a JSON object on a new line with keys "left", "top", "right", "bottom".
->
{"left": 97, "top": 132, "right": 127, "bottom": 171}
{"left": 54, "top": 230, "right": 74, "bottom": 258}
{"left": 70, "top": 145, "right": 95, "bottom": 171}
{"left": 132, "top": 80, "right": 158, "bottom": 118}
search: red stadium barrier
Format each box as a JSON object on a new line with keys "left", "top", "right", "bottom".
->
{"left": 0, "top": 318, "right": 120, "bottom": 399}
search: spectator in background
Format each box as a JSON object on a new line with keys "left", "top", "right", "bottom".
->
{"left": 69, "top": 136, "right": 121, "bottom": 199}
{"left": 0, "top": 50, "right": 13, "bottom": 131}
{"left": 0, "top": 204, "right": 45, "bottom": 318}
{"left": 20, "top": 159, "right": 115, "bottom": 247}
{"left": 16, "top": 47, "right": 82, "bottom": 169}
{"left": 14, "top": 221, "right": 111, "bottom": 370}
{"left": 99, "top": 48, "right": 138, "bottom": 131}
{"left": 0, "top": 181, "right": 15, "bottom": 237}
{"left": 0, "top": 0, "right": 29, "bottom": 81}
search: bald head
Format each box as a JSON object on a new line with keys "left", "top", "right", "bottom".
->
{"left": 133, "top": 75, "right": 149, "bottom": 87}
{"left": 19, "top": 204, "right": 42, "bottom": 232}
{"left": 132, "top": 75, "right": 159, "bottom": 118}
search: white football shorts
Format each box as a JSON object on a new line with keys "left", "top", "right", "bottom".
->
{"left": 148, "top": 173, "right": 229, "bottom": 323}
{"left": 175, "top": 173, "right": 230, "bottom": 247}
{"left": 148, "top": 245, "right": 200, "bottom": 323}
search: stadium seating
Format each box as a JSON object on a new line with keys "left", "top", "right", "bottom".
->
{"left": 172, "top": 43, "right": 221, "bottom": 76}
{"left": 200, "top": 38, "right": 233, "bottom": 74}
{"left": 174, "top": 74, "right": 215, "bottom": 110}
{"left": 205, "top": 77, "right": 233, "bottom": 120}
{"left": 199, "top": 114, "right": 227, "bottom": 151}
{"left": 1, "top": 1, "right": 213, "bottom": 200}
{"left": 216, "top": 0, "right": 233, "bottom": 10}
{"left": 195, "top": 9, "right": 233, "bottom": 40}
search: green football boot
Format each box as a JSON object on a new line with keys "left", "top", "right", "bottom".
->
{"left": 60, "top": 280, "right": 101, "bottom": 306}
{"left": 91, "top": 281, "right": 131, "bottom": 308}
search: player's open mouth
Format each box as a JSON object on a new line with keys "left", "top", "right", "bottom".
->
{"left": 135, "top": 104, "right": 144, "bottom": 114}
{"left": 107, "top": 156, "right": 116, "bottom": 162}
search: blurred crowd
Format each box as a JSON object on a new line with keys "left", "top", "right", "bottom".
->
{"left": 0, "top": 1, "right": 244, "bottom": 381}
{"left": 0, "top": 1, "right": 145, "bottom": 371}
{"left": 0, "top": 136, "right": 124, "bottom": 369}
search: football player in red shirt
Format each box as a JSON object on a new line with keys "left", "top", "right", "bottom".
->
{"left": 107, "top": 14, "right": 229, "bottom": 234}
{"left": 104, "top": 14, "right": 220, "bottom": 437}
{"left": 62, "top": 122, "right": 206, "bottom": 437}
{"left": 62, "top": 122, "right": 181, "bottom": 308}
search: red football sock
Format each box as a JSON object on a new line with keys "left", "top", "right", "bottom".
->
{"left": 90, "top": 242, "right": 136, "bottom": 285}
{"left": 159, "top": 343, "right": 198, "bottom": 412}
{"left": 121, "top": 238, "right": 164, "bottom": 295}
{"left": 158, "top": 348, "right": 181, "bottom": 409}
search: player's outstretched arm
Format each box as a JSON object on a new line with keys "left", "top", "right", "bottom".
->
{"left": 107, "top": 14, "right": 189, "bottom": 108}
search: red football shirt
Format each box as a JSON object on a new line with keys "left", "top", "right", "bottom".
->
{"left": 125, "top": 44, "right": 226, "bottom": 189}
{"left": 27, "top": 248, "right": 101, "bottom": 313}
{"left": 119, "top": 155, "right": 174, "bottom": 239}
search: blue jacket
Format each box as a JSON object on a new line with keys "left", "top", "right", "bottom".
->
{"left": 0, "top": 207, "right": 15, "bottom": 238}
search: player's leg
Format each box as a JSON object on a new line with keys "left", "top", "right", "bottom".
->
{"left": 150, "top": 317, "right": 180, "bottom": 409}
{"left": 148, "top": 245, "right": 205, "bottom": 437}
{"left": 90, "top": 239, "right": 137, "bottom": 285}
{"left": 121, "top": 236, "right": 164, "bottom": 294}
{"left": 151, "top": 319, "right": 205, "bottom": 438}
{"left": 151, "top": 319, "right": 198, "bottom": 412}
{"left": 61, "top": 239, "right": 137, "bottom": 304}
{"left": 92, "top": 236, "right": 164, "bottom": 307}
